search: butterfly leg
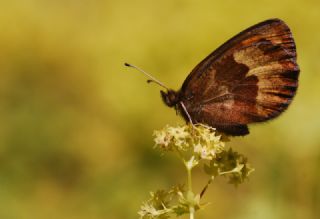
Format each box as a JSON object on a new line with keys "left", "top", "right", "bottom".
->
{"left": 179, "top": 101, "right": 195, "bottom": 127}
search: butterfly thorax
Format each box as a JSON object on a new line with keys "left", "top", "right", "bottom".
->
{"left": 161, "top": 90, "right": 180, "bottom": 107}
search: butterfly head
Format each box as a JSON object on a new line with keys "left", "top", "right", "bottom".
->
{"left": 161, "top": 90, "right": 180, "bottom": 107}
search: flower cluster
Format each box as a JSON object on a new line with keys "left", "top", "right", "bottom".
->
{"left": 153, "top": 124, "right": 225, "bottom": 161}
{"left": 139, "top": 124, "right": 254, "bottom": 219}
{"left": 204, "top": 148, "right": 254, "bottom": 186}
{"left": 153, "top": 125, "right": 190, "bottom": 152}
{"left": 138, "top": 185, "right": 208, "bottom": 219}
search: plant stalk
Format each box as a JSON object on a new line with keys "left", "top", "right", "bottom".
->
{"left": 187, "top": 165, "right": 192, "bottom": 192}
{"left": 186, "top": 161, "right": 195, "bottom": 219}
{"left": 189, "top": 206, "right": 195, "bottom": 219}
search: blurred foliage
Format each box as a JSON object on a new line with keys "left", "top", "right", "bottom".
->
{"left": 0, "top": 0, "right": 320, "bottom": 218}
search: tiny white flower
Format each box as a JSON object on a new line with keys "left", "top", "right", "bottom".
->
{"left": 193, "top": 143, "right": 203, "bottom": 154}
{"left": 138, "top": 202, "right": 171, "bottom": 218}
{"left": 168, "top": 126, "right": 189, "bottom": 139}
{"left": 185, "top": 156, "right": 199, "bottom": 169}
{"left": 154, "top": 130, "right": 171, "bottom": 149}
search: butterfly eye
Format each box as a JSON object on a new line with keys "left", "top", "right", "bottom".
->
{"left": 161, "top": 90, "right": 179, "bottom": 107}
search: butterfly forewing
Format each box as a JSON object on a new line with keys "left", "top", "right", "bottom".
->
{"left": 178, "top": 19, "right": 299, "bottom": 136}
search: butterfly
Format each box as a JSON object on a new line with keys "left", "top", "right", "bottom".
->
{"left": 125, "top": 18, "right": 299, "bottom": 136}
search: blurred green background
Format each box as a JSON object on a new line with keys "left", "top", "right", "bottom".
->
{"left": 0, "top": 0, "right": 320, "bottom": 218}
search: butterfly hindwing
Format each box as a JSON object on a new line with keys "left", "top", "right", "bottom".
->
{"left": 179, "top": 19, "right": 299, "bottom": 136}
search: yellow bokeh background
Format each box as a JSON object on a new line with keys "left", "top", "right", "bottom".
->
{"left": 0, "top": 0, "right": 319, "bottom": 218}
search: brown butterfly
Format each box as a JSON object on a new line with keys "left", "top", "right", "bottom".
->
{"left": 125, "top": 18, "right": 299, "bottom": 136}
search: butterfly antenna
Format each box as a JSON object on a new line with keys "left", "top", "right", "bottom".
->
{"left": 124, "top": 63, "right": 169, "bottom": 90}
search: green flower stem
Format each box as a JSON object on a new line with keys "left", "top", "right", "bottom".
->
{"left": 200, "top": 176, "right": 214, "bottom": 198}
{"left": 189, "top": 206, "right": 195, "bottom": 219}
{"left": 185, "top": 159, "right": 195, "bottom": 219}
{"left": 187, "top": 165, "right": 192, "bottom": 192}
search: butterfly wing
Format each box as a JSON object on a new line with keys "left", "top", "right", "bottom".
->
{"left": 179, "top": 19, "right": 299, "bottom": 136}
